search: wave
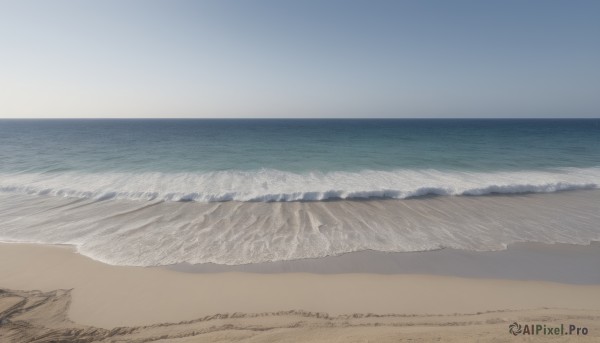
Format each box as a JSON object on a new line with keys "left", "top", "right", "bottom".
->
{"left": 1, "top": 184, "right": 600, "bottom": 266}
{"left": 0, "top": 167, "right": 599, "bottom": 202}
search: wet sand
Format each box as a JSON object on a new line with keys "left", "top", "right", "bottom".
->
{"left": 170, "top": 241, "right": 600, "bottom": 284}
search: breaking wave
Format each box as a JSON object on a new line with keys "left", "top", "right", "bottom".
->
{"left": 0, "top": 167, "right": 598, "bottom": 202}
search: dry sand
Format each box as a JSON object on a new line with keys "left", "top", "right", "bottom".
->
{"left": 2, "top": 288, "right": 599, "bottom": 342}
{"left": 1, "top": 243, "right": 600, "bottom": 341}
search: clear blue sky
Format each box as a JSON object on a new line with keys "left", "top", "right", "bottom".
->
{"left": 1, "top": 0, "right": 599, "bottom": 118}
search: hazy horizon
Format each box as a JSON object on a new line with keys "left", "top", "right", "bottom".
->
{"left": 1, "top": 117, "right": 599, "bottom": 120}
{"left": 1, "top": 0, "right": 599, "bottom": 119}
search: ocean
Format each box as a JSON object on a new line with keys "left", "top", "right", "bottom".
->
{"left": 0, "top": 119, "right": 599, "bottom": 265}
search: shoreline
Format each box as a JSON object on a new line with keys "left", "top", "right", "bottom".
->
{"left": 1, "top": 189, "right": 599, "bottom": 267}
{"left": 2, "top": 239, "right": 599, "bottom": 284}
{"left": 168, "top": 241, "right": 600, "bottom": 284}
{"left": 2, "top": 242, "right": 600, "bottom": 330}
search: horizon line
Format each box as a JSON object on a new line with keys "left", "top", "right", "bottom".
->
{"left": 0, "top": 117, "right": 599, "bottom": 120}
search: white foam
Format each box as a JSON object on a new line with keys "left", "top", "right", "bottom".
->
{"left": 0, "top": 188, "right": 599, "bottom": 266}
{"left": 0, "top": 167, "right": 598, "bottom": 202}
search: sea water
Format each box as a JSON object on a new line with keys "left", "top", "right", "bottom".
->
{"left": 0, "top": 119, "right": 599, "bottom": 265}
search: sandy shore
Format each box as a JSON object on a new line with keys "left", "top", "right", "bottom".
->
{"left": 2, "top": 243, "right": 600, "bottom": 341}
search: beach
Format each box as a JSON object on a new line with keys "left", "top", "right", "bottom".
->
{"left": 2, "top": 241, "right": 600, "bottom": 341}
{"left": 1, "top": 119, "right": 599, "bottom": 341}
{"left": 3, "top": 0, "right": 600, "bottom": 339}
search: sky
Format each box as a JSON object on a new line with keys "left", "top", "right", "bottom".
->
{"left": 0, "top": 0, "right": 599, "bottom": 118}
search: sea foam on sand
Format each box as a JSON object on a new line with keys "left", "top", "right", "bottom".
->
{"left": 0, "top": 189, "right": 599, "bottom": 266}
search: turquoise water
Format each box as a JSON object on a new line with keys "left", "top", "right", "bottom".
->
{"left": 1, "top": 119, "right": 599, "bottom": 173}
